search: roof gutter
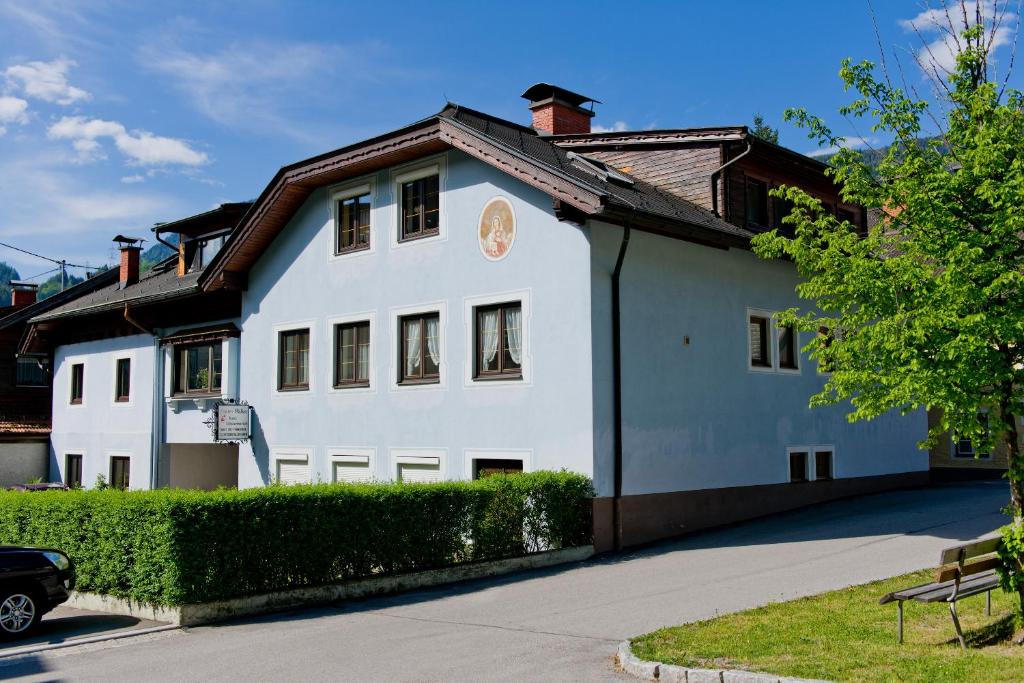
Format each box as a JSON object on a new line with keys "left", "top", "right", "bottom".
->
{"left": 710, "top": 141, "right": 752, "bottom": 218}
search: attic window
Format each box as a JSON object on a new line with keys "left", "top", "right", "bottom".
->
{"left": 566, "top": 152, "right": 634, "bottom": 186}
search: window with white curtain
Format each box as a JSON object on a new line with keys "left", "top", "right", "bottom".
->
{"left": 474, "top": 302, "right": 522, "bottom": 379}
{"left": 400, "top": 312, "right": 440, "bottom": 383}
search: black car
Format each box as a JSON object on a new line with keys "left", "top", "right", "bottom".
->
{"left": 0, "top": 547, "right": 75, "bottom": 637}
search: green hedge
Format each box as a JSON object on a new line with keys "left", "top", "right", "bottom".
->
{"left": 0, "top": 471, "right": 592, "bottom": 605}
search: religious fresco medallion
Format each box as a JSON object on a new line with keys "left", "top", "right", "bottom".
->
{"left": 478, "top": 197, "right": 515, "bottom": 261}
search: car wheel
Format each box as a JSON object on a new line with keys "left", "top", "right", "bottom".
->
{"left": 0, "top": 590, "right": 40, "bottom": 637}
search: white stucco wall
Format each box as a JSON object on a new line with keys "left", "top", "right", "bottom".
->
{"left": 236, "top": 150, "right": 596, "bottom": 486}
{"left": 50, "top": 334, "right": 155, "bottom": 489}
{"left": 589, "top": 222, "right": 928, "bottom": 497}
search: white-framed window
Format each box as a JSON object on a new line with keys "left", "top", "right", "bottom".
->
{"left": 67, "top": 358, "right": 86, "bottom": 406}
{"left": 330, "top": 178, "right": 375, "bottom": 258}
{"left": 328, "top": 448, "right": 375, "bottom": 483}
{"left": 273, "top": 321, "right": 315, "bottom": 395}
{"left": 63, "top": 451, "right": 84, "bottom": 488}
{"left": 391, "top": 448, "right": 446, "bottom": 483}
{"left": 108, "top": 452, "right": 131, "bottom": 490}
{"left": 390, "top": 156, "right": 447, "bottom": 249}
{"left": 112, "top": 352, "right": 135, "bottom": 406}
{"left": 326, "top": 311, "right": 376, "bottom": 394}
{"left": 787, "top": 445, "right": 836, "bottom": 482}
{"left": 390, "top": 301, "right": 447, "bottom": 391}
{"left": 463, "top": 449, "right": 531, "bottom": 480}
{"left": 272, "top": 447, "right": 313, "bottom": 485}
{"left": 747, "top": 308, "right": 800, "bottom": 374}
{"left": 463, "top": 290, "right": 532, "bottom": 387}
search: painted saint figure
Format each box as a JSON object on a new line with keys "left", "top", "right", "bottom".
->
{"left": 484, "top": 215, "right": 508, "bottom": 259}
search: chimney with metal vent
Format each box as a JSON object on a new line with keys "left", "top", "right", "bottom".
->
{"left": 9, "top": 281, "right": 37, "bottom": 306}
{"left": 521, "top": 83, "right": 599, "bottom": 136}
{"left": 113, "top": 235, "right": 143, "bottom": 289}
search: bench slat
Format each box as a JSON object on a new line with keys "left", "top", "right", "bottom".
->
{"left": 938, "top": 537, "right": 1002, "bottom": 565}
{"left": 935, "top": 556, "right": 1002, "bottom": 584}
{"left": 881, "top": 570, "right": 1000, "bottom": 604}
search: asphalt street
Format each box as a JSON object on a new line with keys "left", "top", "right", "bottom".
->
{"left": 0, "top": 481, "right": 1008, "bottom": 682}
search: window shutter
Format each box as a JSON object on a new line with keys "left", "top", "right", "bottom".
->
{"left": 276, "top": 459, "right": 310, "bottom": 485}
{"left": 398, "top": 462, "right": 441, "bottom": 483}
{"left": 333, "top": 461, "right": 371, "bottom": 483}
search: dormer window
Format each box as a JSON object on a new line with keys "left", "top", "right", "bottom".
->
{"left": 566, "top": 152, "right": 634, "bottom": 186}
{"left": 194, "top": 234, "right": 227, "bottom": 270}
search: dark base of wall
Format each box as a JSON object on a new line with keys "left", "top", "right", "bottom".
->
{"left": 930, "top": 467, "right": 1007, "bottom": 483}
{"left": 592, "top": 470, "right": 930, "bottom": 551}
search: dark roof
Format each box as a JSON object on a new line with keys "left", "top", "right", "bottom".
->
{"left": 30, "top": 259, "right": 201, "bottom": 323}
{"left": 439, "top": 104, "right": 752, "bottom": 240}
{"left": 154, "top": 202, "right": 253, "bottom": 239}
{"left": 521, "top": 83, "right": 599, "bottom": 107}
{"left": 0, "top": 268, "right": 119, "bottom": 331}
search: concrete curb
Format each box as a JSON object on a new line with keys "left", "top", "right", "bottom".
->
{"left": 68, "top": 545, "right": 594, "bottom": 627}
{"left": 615, "top": 641, "right": 831, "bottom": 683}
{"left": 0, "top": 624, "right": 179, "bottom": 661}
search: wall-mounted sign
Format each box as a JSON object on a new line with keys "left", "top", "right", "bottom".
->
{"left": 479, "top": 197, "right": 515, "bottom": 261}
{"left": 213, "top": 403, "right": 251, "bottom": 442}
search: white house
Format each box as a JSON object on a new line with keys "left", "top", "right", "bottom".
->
{"left": 27, "top": 85, "right": 927, "bottom": 549}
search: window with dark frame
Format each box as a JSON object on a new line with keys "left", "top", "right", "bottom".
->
{"left": 336, "top": 192, "right": 371, "bottom": 254}
{"left": 817, "top": 326, "right": 835, "bottom": 373}
{"left": 70, "top": 363, "right": 84, "bottom": 404}
{"left": 749, "top": 315, "right": 771, "bottom": 367}
{"left": 174, "top": 343, "right": 222, "bottom": 395}
{"left": 399, "top": 174, "right": 439, "bottom": 241}
{"left": 473, "top": 459, "right": 524, "bottom": 480}
{"left": 474, "top": 302, "right": 523, "bottom": 379}
{"left": 334, "top": 321, "right": 370, "bottom": 388}
{"left": 115, "top": 358, "right": 131, "bottom": 402}
{"left": 789, "top": 451, "right": 808, "bottom": 482}
{"left": 745, "top": 177, "right": 769, "bottom": 229}
{"left": 815, "top": 450, "right": 834, "bottom": 480}
{"left": 399, "top": 312, "right": 440, "bottom": 383}
{"left": 110, "top": 456, "right": 130, "bottom": 490}
{"left": 15, "top": 356, "right": 48, "bottom": 387}
{"left": 771, "top": 194, "right": 795, "bottom": 235}
{"left": 65, "top": 454, "right": 82, "bottom": 489}
{"left": 778, "top": 324, "right": 798, "bottom": 370}
{"left": 278, "top": 329, "right": 310, "bottom": 390}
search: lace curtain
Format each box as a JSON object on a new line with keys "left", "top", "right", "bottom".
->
{"left": 480, "top": 310, "right": 500, "bottom": 367}
{"left": 505, "top": 307, "right": 522, "bottom": 365}
{"left": 404, "top": 320, "right": 421, "bottom": 376}
{"left": 426, "top": 317, "right": 441, "bottom": 367}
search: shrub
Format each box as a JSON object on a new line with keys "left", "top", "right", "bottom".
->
{"left": 0, "top": 471, "right": 592, "bottom": 605}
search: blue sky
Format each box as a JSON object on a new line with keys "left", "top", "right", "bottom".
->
{"left": 0, "top": 1, "right": 1019, "bottom": 277}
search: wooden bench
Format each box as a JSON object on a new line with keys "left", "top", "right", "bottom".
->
{"left": 879, "top": 537, "right": 1002, "bottom": 649}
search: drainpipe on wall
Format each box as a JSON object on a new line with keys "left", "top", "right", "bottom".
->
{"left": 710, "top": 141, "right": 752, "bottom": 218}
{"left": 611, "top": 214, "right": 633, "bottom": 552}
{"left": 149, "top": 334, "right": 164, "bottom": 490}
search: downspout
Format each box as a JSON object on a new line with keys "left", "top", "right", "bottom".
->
{"left": 123, "top": 303, "right": 150, "bottom": 335}
{"left": 611, "top": 214, "right": 633, "bottom": 551}
{"left": 124, "top": 304, "right": 162, "bottom": 489}
{"left": 710, "top": 141, "right": 752, "bottom": 218}
{"left": 152, "top": 224, "right": 177, "bottom": 254}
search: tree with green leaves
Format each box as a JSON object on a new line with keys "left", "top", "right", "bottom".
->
{"left": 751, "top": 3, "right": 1024, "bottom": 630}
{"left": 750, "top": 113, "right": 779, "bottom": 144}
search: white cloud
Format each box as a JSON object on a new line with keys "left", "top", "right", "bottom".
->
{"left": 807, "top": 136, "right": 878, "bottom": 158}
{"left": 4, "top": 58, "right": 90, "bottom": 105}
{"left": 0, "top": 96, "right": 28, "bottom": 136}
{"left": 120, "top": 174, "right": 144, "bottom": 184}
{"left": 900, "top": 2, "right": 1016, "bottom": 73}
{"left": 592, "top": 121, "right": 629, "bottom": 133}
{"left": 48, "top": 116, "right": 208, "bottom": 166}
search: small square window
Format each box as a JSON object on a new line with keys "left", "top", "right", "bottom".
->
{"left": 745, "top": 178, "right": 769, "bottom": 229}
{"left": 115, "top": 358, "right": 131, "bottom": 402}
{"left": 778, "top": 324, "right": 798, "bottom": 370}
{"left": 474, "top": 302, "right": 523, "bottom": 379}
{"left": 65, "top": 454, "right": 82, "bottom": 489}
{"left": 334, "top": 321, "right": 370, "bottom": 388}
{"left": 400, "top": 174, "right": 439, "bottom": 241}
{"left": 789, "top": 451, "right": 808, "bottom": 482}
{"left": 278, "top": 329, "right": 310, "bottom": 391}
{"left": 815, "top": 451, "right": 833, "bottom": 480}
{"left": 749, "top": 315, "right": 771, "bottom": 367}
{"left": 336, "top": 192, "right": 371, "bottom": 254}
{"left": 399, "top": 313, "right": 440, "bottom": 384}
{"left": 70, "top": 363, "right": 84, "bottom": 404}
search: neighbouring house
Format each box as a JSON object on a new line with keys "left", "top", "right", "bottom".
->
{"left": 21, "top": 203, "right": 249, "bottom": 490}
{"left": 0, "top": 275, "right": 118, "bottom": 486}
{"left": 26, "top": 85, "right": 927, "bottom": 549}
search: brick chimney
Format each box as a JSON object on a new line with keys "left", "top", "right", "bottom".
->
{"left": 9, "top": 281, "right": 37, "bottom": 306}
{"left": 521, "top": 83, "right": 598, "bottom": 136}
{"left": 113, "top": 235, "right": 143, "bottom": 289}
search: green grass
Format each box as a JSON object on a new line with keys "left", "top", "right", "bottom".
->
{"left": 630, "top": 570, "right": 1023, "bottom": 682}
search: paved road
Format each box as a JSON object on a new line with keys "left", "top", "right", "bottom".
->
{"left": 1, "top": 481, "right": 1008, "bottom": 682}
